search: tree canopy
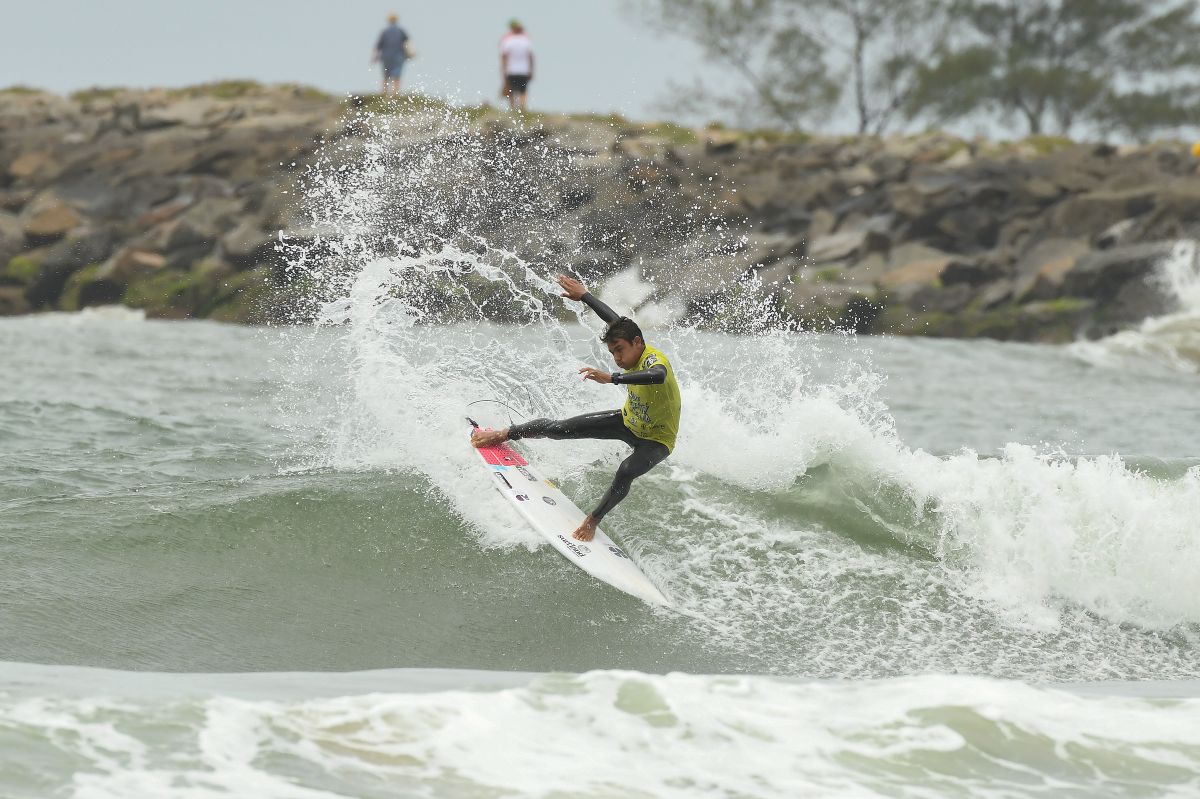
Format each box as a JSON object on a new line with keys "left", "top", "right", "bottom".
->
{"left": 626, "top": 0, "right": 950, "bottom": 134}
{"left": 629, "top": 0, "right": 1200, "bottom": 139}
{"left": 909, "top": 0, "right": 1200, "bottom": 138}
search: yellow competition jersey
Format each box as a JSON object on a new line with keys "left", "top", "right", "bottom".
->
{"left": 621, "top": 344, "right": 681, "bottom": 451}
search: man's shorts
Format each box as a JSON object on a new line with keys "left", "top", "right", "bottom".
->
{"left": 505, "top": 74, "right": 531, "bottom": 94}
{"left": 382, "top": 57, "right": 406, "bottom": 79}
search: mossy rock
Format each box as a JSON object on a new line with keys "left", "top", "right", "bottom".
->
{"left": 59, "top": 263, "right": 107, "bottom": 311}
{"left": 2, "top": 255, "right": 42, "bottom": 286}
{"left": 123, "top": 269, "right": 217, "bottom": 318}
{"left": 206, "top": 268, "right": 278, "bottom": 324}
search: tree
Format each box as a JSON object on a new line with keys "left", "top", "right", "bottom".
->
{"left": 909, "top": 0, "right": 1200, "bottom": 138}
{"left": 626, "top": 0, "right": 951, "bottom": 134}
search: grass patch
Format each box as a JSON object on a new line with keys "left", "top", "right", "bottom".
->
{"left": 1022, "top": 134, "right": 1075, "bottom": 155}
{"left": 0, "top": 85, "right": 45, "bottom": 95}
{"left": 345, "top": 92, "right": 455, "bottom": 117}
{"left": 642, "top": 122, "right": 698, "bottom": 145}
{"left": 572, "top": 111, "right": 631, "bottom": 127}
{"left": 70, "top": 86, "right": 125, "bottom": 103}
{"left": 737, "top": 128, "right": 812, "bottom": 145}
{"left": 168, "top": 80, "right": 265, "bottom": 100}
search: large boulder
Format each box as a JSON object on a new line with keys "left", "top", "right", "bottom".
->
{"left": 19, "top": 192, "right": 83, "bottom": 243}
{"left": 138, "top": 98, "right": 237, "bottom": 129}
{"left": 1133, "top": 180, "right": 1200, "bottom": 241}
{"left": 1060, "top": 241, "right": 1174, "bottom": 299}
{"left": 6, "top": 149, "right": 62, "bottom": 184}
{"left": 145, "top": 196, "right": 244, "bottom": 253}
{"left": 878, "top": 243, "right": 954, "bottom": 302}
{"left": 24, "top": 227, "right": 116, "bottom": 307}
{"left": 1049, "top": 189, "right": 1155, "bottom": 239}
{"left": 220, "top": 218, "right": 276, "bottom": 267}
{"left": 1013, "top": 238, "right": 1091, "bottom": 302}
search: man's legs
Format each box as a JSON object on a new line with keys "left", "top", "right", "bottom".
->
{"left": 470, "top": 411, "right": 668, "bottom": 541}
{"left": 577, "top": 439, "right": 670, "bottom": 539}
{"left": 509, "top": 410, "right": 628, "bottom": 443}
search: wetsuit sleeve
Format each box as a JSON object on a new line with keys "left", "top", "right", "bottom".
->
{"left": 612, "top": 364, "right": 666, "bottom": 385}
{"left": 580, "top": 292, "right": 621, "bottom": 325}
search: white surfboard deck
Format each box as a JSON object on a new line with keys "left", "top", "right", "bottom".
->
{"left": 467, "top": 420, "right": 671, "bottom": 607}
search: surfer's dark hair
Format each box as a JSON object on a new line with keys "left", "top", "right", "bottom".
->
{"left": 601, "top": 317, "right": 642, "bottom": 344}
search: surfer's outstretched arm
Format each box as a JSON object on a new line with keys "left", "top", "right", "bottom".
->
{"left": 580, "top": 292, "right": 620, "bottom": 325}
{"left": 558, "top": 274, "right": 621, "bottom": 324}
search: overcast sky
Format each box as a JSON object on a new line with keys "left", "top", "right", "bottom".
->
{"left": 1, "top": 1, "right": 706, "bottom": 122}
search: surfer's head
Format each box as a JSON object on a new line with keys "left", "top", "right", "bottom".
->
{"left": 601, "top": 317, "right": 646, "bottom": 369}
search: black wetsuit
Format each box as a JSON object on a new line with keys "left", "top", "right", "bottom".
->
{"left": 508, "top": 293, "right": 670, "bottom": 522}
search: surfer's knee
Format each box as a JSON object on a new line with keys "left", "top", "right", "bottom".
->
{"left": 510, "top": 418, "right": 551, "bottom": 440}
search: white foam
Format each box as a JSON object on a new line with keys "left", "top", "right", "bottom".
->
{"left": 3, "top": 669, "right": 1198, "bottom": 799}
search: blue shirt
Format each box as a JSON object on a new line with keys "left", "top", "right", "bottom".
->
{"left": 377, "top": 25, "right": 409, "bottom": 60}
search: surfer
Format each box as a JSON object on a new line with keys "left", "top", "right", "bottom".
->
{"left": 471, "top": 274, "right": 681, "bottom": 542}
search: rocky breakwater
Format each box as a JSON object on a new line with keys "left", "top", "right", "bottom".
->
{"left": 0, "top": 83, "right": 342, "bottom": 322}
{"left": 0, "top": 82, "right": 1196, "bottom": 342}
{"left": 725, "top": 132, "right": 1200, "bottom": 341}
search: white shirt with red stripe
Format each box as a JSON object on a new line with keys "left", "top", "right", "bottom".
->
{"left": 500, "top": 32, "right": 533, "bottom": 75}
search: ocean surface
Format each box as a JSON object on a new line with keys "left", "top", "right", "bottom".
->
{"left": 4, "top": 112, "right": 1200, "bottom": 796}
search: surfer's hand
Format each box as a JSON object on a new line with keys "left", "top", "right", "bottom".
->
{"left": 558, "top": 274, "right": 587, "bottom": 301}
{"left": 579, "top": 367, "right": 613, "bottom": 384}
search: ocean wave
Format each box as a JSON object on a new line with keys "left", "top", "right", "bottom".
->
{"left": 1, "top": 663, "right": 1197, "bottom": 799}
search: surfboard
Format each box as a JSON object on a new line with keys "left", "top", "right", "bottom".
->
{"left": 467, "top": 419, "right": 671, "bottom": 607}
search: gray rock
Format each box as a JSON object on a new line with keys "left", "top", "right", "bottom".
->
{"left": 1050, "top": 189, "right": 1155, "bottom": 239}
{"left": 808, "top": 229, "right": 867, "bottom": 263}
{"left": 941, "top": 257, "right": 1005, "bottom": 287}
{"left": 19, "top": 191, "right": 83, "bottom": 243}
{"left": 0, "top": 211, "right": 24, "bottom": 265}
{"left": 148, "top": 196, "right": 244, "bottom": 252}
{"left": 878, "top": 244, "right": 954, "bottom": 302}
{"left": 1014, "top": 238, "right": 1090, "bottom": 301}
{"left": 221, "top": 219, "right": 274, "bottom": 267}
{"left": 138, "top": 98, "right": 236, "bottom": 129}
{"left": 808, "top": 208, "right": 836, "bottom": 240}
{"left": 1060, "top": 241, "right": 1174, "bottom": 300}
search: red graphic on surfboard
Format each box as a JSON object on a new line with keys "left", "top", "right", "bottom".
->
{"left": 475, "top": 430, "right": 529, "bottom": 467}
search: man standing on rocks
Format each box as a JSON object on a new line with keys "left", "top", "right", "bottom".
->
{"left": 371, "top": 13, "right": 410, "bottom": 96}
{"left": 470, "top": 275, "right": 680, "bottom": 542}
{"left": 499, "top": 19, "right": 534, "bottom": 112}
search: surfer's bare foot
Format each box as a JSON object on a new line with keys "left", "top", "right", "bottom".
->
{"left": 471, "top": 428, "right": 509, "bottom": 448}
{"left": 572, "top": 516, "right": 598, "bottom": 542}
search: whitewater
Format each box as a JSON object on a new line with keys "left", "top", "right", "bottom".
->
{"left": 3, "top": 106, "right": 1200, "bottom": 797}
